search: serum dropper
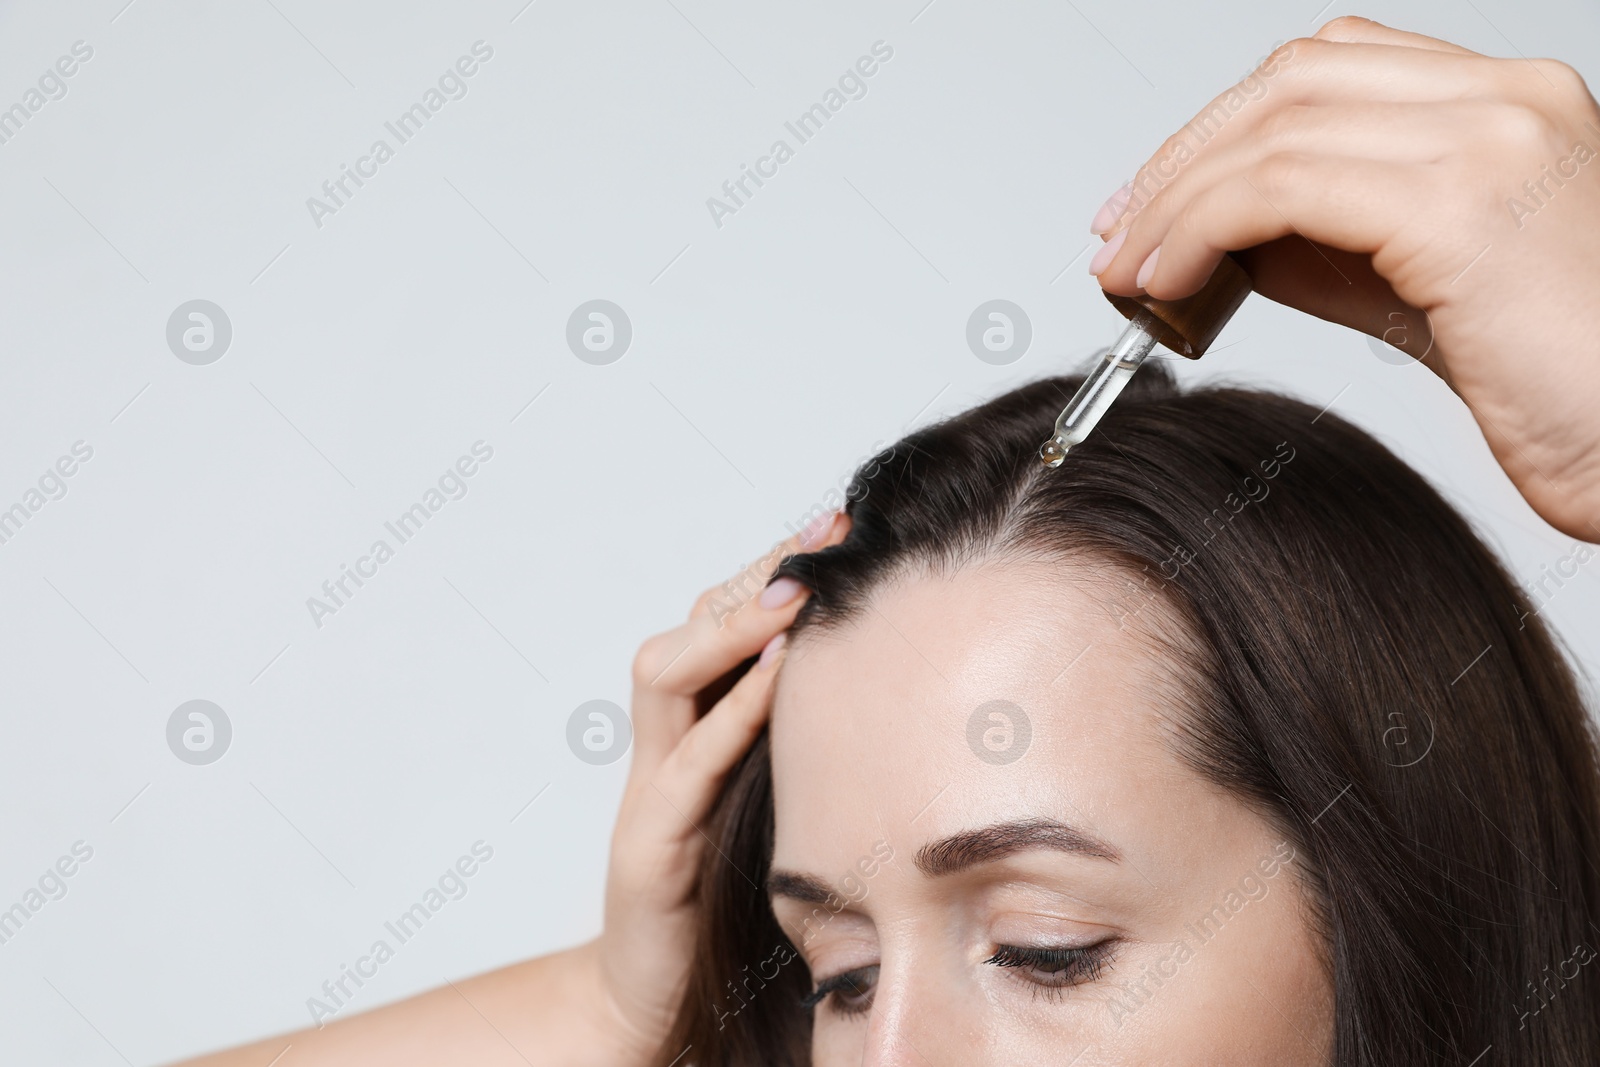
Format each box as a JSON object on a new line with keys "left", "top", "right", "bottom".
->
{"left": 1041, "top": 253, "right": 1253, "bottom": 467}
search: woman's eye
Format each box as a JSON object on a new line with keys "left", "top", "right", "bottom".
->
{"left": 984, "top": 942, "right": 1114, "bottom": 992}
{"left": 801, "top": 963, "right": 878, "bottom": 1017}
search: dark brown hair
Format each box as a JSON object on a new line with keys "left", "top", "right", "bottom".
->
{"left": 656, "top": 363, "right": 1600, "bottom": 1067}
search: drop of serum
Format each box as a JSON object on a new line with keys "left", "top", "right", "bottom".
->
{"left": 1039, "top": 439, "right": 1068, "bottom": 468}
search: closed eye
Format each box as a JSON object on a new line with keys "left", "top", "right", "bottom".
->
{"left": 801, "top": 963, "right": 878, "bottom": 1017}
{"left": 985, "top": 941, "right": 1115, "bottom": 995}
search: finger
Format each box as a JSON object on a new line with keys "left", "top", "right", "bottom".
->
{"left": 630, "top": 580, "right": 805, "bottom": 771}
{"left": 1118, "top": 153, "right": 1426, "bottom": 302}
{"left": 633, "top": 634, "right": 787, "bottom": 843}
{"left": 630, "top": 510, "right": 845, "bottom": 772}
{"left": 1095, "top": 101, "right": 1487, "bottom": 291}
{"left": 1252, "top": 39, "right": 1501, "bottom": 103}
{"left": 1231, "top": 236, "right": 1436, "bottom": 357}
{"left": 1117, "top": 153, "right": 1464, "bottom": 365}
{"left": 1312, "top": 15, "right": 1482, "bottom": 56}
{"left": 688, "top": 509, "right": 840, "bottom": 622}
{"left": 687, "top": 527, "right": 804, "bottom": 622}
{"left": 1101, "top": 41, "right": 1512, "bottom": 236}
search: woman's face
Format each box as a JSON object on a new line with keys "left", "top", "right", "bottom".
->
{"left": 768, "top": 560, "right": 1334, "bottom": 1065}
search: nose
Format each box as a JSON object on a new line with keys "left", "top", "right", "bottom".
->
{"left": 857, "top": 965, "right": 972, "bottom": 1067}
{"left": 858, "top": 1017, "right": 930, "bottom": 1067}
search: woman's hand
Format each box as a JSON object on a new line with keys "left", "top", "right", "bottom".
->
{"left": 587, "top": 509, "right": 849, "bottom": 1065}
{"left": 1089, "top": 15, "right": 1600, "bottom": 541}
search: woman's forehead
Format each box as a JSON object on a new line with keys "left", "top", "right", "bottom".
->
{"left": 770, "top": 559, "right": 1183, "bottom": 749}
{"left": 767, "top": 562, "right": 1215, "bottom": 871}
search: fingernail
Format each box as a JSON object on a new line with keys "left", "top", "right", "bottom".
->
{"left": 1089, "top": 181, "right": 1132, "bottom": 235}
{"left": 799, "top": 510, "right": 836, "bottom": 549}
{"left": 757, "top": 631, "right": 787, "bottom": 670}
{"left": 1135, "top": 246, "right": 1161, "bottom": 289}
{"left": 1088, "top": 228, "right": 1128, "bottom": 276}
{"left": 759, "top": 576, "right": 803, "bottom": 610}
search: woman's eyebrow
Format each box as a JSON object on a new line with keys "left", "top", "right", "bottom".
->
{"left": 914, "top": 817, "right": 1121, "bottom": 876}
{"left": 765, "top": 819, "right": 1119, "bottom": 902}
{"left": 765, "top": 870, "right": 840, "bottom": 904}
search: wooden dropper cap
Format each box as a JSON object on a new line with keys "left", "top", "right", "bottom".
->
{"left": 1101, "top": 252, "right": 1253, "bottom": 358}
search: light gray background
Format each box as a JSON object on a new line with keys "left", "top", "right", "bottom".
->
{"left": 1, "top": 0, "right": 1595, "bottom": 1062}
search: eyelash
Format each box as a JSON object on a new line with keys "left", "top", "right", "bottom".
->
{"left": 800, "top": 942, "right": 1115, "bottom": 1016}
{"left": 984, "top": 941, "right": 1115, "bottom": 999}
